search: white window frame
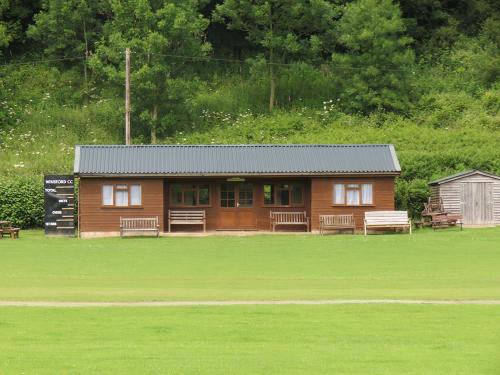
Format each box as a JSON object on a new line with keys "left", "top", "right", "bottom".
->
{"left": 102, "top": 185, "right": 114, "bottom": 206}
{"left": 130, "top": 185, "right": 142, "bottom": 206}
{"left": 332, "top": 182, "right": 374, "bottom": 206}
{"left": 101, "top": 184, "right": 142, "bottom": 207}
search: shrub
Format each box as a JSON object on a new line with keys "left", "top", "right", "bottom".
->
{"left": 395, "top": 178, "right": 430, "bottom": 219}
{"left": 0, "top": 176, "right": 44, "bottom": 228}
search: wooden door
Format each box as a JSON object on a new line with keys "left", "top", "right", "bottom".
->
{"left": 461, "top": 182, "right": 494, "bottom": 225}
{"left": 219, "top": 183, "right": 256, "bottom": 229}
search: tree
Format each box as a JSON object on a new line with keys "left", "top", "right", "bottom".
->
{"left": 27, "top": 0, "right": 109, "bottom": 100}
{"left": 0, "top": 0, "right": 11, "bottom": 48}
{"left": 398, "top": 0, "right": 448, "bottom": 48}
{"left": 0, "top": 0, "right": 41, "bottom": 53}
{"left": 89, "top": 0, "right": 210, "bottom": 143}
{"left": 332, "top": 0, "right": 415, "bottom": 113}
{"left": 27, "top": 0, "right": 107, "bottom": 58}
{"left": 213, "top": 0, "right": 339, "bottom": 112}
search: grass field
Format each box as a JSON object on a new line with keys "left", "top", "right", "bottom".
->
{"left": 1, "top": 228, "right": 500, "bottom": 374}
{"left": 1, "top": 305, "right": 500, "bottom": 374}
{"left": 0, "top": 228, "right": 499, "bottom": 301}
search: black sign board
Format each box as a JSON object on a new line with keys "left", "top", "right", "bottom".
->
{"left": 44, "top": 175, "right": 75, "bottom": 236}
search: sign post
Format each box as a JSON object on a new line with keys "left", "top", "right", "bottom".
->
{"left": 44, "top": 175, "right": 75, "bottom": 236}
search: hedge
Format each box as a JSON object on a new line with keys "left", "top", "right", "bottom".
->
{"left": 0, "top": 176, "right": 44, "bottom": 228}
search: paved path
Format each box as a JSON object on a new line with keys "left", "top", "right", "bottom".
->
{"left": 1, "top": 299, "right": 500, "bottom": 308}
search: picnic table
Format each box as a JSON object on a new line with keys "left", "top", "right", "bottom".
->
{"left": 0, "top": 221, "right": 20, "bottom": 239}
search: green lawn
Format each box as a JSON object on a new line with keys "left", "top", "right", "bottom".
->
{"left": 1, "top": 229, "right": 500, "bottom": 374}
{"left": 0, "top": 228, "right": 499, "bottom": 301}
{"left": 1, "top": 305, "right": 499, "bottom": 374}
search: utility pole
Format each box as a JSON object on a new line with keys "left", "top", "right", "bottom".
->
{"left": 82, "top": 18, "right": 89, "bottom": 105}
{"left": 125, "top": 47, "right": 131, "bottom": 145}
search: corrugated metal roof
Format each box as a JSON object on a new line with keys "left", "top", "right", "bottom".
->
{"left": 429, "top": 170, "right": 500, "bottom": 185}
{"left": 74, "top": 144, "right": 401, "bottom": 176}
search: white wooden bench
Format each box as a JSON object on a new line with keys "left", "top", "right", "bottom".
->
{"left": 168, "top": 210, "right": 206, "bottom": 232}
{"left": 270, "top": 211, "right": 310, "bottom": 232}
{"left": 120, "top": 217, "right": 160, "bottom": 237}
{"left": 364, "top": 211, "right": 411, "bottom": 235}
{"left": 319, "top": 214, "right": 355, "bottom": 235}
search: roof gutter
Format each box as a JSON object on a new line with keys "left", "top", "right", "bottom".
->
{"left": 75, "top": 171, "right": 401, "bottom": 178}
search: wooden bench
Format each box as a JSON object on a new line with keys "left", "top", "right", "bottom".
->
{"left": 120, "top": 217, "right": 160, "bottom": 237}
{"left": 364, "top": 211, "right": 411, "bottom": 235}
{"left": 431, "top": 214, "right": 463, "bottom": 230}
{"left": 4, "top": 228, "right": 20, "bottom": 239}
{"left": 0, "top": 223, "right": 20, "bottom": 239}
{"left": 168, "top": 210, "right": 206, "bottom": 232}
{"left": 319, "top": 214, "right": 355, "bottom": 235}
{"left": 270, "top": 211, "right": 310, "bottom": 232}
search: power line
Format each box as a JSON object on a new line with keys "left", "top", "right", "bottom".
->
{"left": 1, "top": 56, "right": 85, "bottom": 67}
{"left": 142, "top": 51, "right": 246, "bottom": 64}
{"left": 138, "top": 51, "right": 414, "bottom": 72}
{"left": 1, "top": 52, "right": 417, "bottom": 73}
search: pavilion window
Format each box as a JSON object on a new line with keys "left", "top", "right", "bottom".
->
{"left": 277, "top": 184, "right": 290, "bottom": 205}
{"left": 263, "top": 184, "right": 275, "bottom": 205}
{"left": 361, "top": 184, "right": 373, "bottom": 205}
{"left": 170, "top": 184, "right": 211, "bottom": 207}
{"left": 220, "top": 184, "right": 235, "bottom": 208}
{"left": 130, "top": 185, "right": 142, "bottom": 206}
{"left": 238, "top": 183, "right": 254, "bottom": 208}
{"left": 115, "top": 184, "right": 129, "bottom": 206}
{"left": 263, "top": 183, "right": 304, "bottom": 206}
{"left": 102, "top": 185, "right": 113, "bottom": 206}
{"left": 198, "top": 185, "right": 210, "bottom": 205}
{"left": 333, "top": 183, "right": 373, "bottom": 206}
{"left": 183, "top": 185, "right": 197, "bottom": 206}
{"left": 101, "top": 183, "right": 142, "bottom": 207}
{"left": 291, "top": 184, "right": 304, "bottom": 204}
{"left": 333, "top": 184, "right": 345, "bottom": 204}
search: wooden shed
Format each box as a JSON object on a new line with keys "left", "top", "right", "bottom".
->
{"left": 429, "top": 170, "right": 500, "bottom": 226}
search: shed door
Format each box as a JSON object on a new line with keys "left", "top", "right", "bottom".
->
{"left": 461, "top": 183, "right": 494, "bottom": 225}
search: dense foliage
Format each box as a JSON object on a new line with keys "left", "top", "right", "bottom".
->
{"left": 214, "top": 0, "right": 339, "bottom": 111}
{"left": 0, "top": 0, "right": 499, "bottom": 225}
{"left": 0, "top": 175, "right": 44, "bottom": 227}
{"left": 332, "top": 0, "right": 415, "bottom": 112}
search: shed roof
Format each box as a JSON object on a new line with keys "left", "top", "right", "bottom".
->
{"left": 74, "top": 144, "right": 401, "bottom": 177}
{"left": 429, "top": 170, "right": 500, "bottom": 185}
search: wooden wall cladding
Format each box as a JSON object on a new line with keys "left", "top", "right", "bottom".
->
{"left": 310, "top": 177, "right": 396, "bottom": 230}
{"left": 163, "top": 178, "right": 311, "bottom": 231}
{"left": 79, "top": 176, "right": 395, "bottom": 233}
{"left": 79, "top": 178, "right": 164, "bottom": 232}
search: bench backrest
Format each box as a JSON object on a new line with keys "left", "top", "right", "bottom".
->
{"left": 270, "top": 211, "right": 307, "bottom": 223}
{"left": 120, "top": 217, "right": 159, "bottom": 229}
{"left": 0, "top": 222, "right": 12, "bottom": 230}
{"left": 320, "top": 214, "right": 354, "bottom": 226}
{"left": 169, "top": 210, "right": 205, "bottom": 220}
{"left": 365, "top": 211, "right": 409, "bottom": 225}
{"left": 432, "top": 214, "right": 449, "bottom": 222}
{"left": 422, "top": 197, "right": 444, "bottom": 215}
